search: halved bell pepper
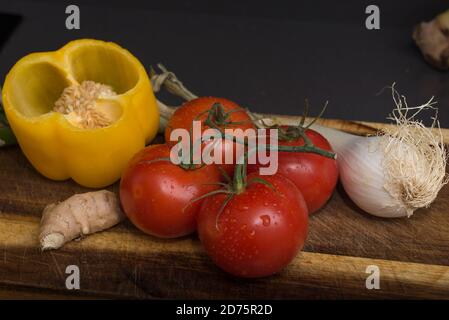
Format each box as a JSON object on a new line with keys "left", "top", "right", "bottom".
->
{"left": 2, "top": 39, "right": 159, "bottom": 188}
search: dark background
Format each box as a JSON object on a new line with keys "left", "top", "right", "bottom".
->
{"left": 0, "top": 0, "right": 448, "bottom": 126}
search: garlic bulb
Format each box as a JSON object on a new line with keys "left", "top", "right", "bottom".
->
{"left": 312, "top": 92, "right": 447, "bottom": 218}
{"left": 316, "top": 132, "right": 410, "bottom": 217}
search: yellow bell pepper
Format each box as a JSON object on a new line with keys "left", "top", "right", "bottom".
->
{"left": 2, "top": 39, "right": 159, "bottom": 188}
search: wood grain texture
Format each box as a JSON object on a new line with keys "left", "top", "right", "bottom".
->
{"left": 0, "top": 119, "right": 448, "bottom": 299}
{"left": 263, "top": 114, "right": 449, "bottom": 144}
{"left": 1, "top": 213, "right": 449, "bottom": 299}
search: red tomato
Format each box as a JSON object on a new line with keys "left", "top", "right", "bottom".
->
{"left": 120, "top": 144, "right": 222, "bottom": 238}
{"left": 165, "top": 97, "right": 255, "bottom": 175}
{"left": 249, "top": 128, "right": 338, "bottom": 214}
{"left": 197, "top": 173, "right": 308, "bottom": 278}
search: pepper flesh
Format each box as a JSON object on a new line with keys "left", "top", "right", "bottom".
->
{"left": 2, "top": 39, "right": 159, "bottom": 188}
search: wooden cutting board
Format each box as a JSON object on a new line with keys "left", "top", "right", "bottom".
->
{"left": 0, "top": 118, "right": 449, "bottom": 299}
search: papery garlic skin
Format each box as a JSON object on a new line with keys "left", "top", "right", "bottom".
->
{"left": 312, "top": 121, "right": 446, "bottom": 218}
{"left": 337, "top": 135, "right": 410, "bottom": 218}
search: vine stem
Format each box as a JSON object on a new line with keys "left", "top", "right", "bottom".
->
{"left": 151, "top": 65, "right": 330, "bottom": 133}
{"left": 156, "top": 100, "right": 176, "bottom": 133}
{"left": 151, "top": 64, "right": 198, "bottom": 101}
{"left": 152, "top": 65, "right": 337, "bottom": 215}
{"left": 152, "top": 66, "right": 335, "bottom": 159}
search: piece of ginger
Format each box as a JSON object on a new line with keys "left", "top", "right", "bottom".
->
{"left": 39, "top": 190, "right": 125, "bottom": 251}
{"left": 413, "top": 9, "right": 449, "bottom": 70}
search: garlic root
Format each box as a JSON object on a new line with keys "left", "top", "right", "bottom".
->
{"left": 377, "top": 88, "right": 448, "bottom": 216}
{"left": 39, "top": 190, "right": 125, "bottom": 250}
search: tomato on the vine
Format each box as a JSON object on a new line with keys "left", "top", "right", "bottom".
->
{"left": 197, "top": 172, "right": 308, "bottom": 278}
{"left": 120, "top": 144, "right": 222, "bottom": 238}
{"left": 165, "top": 97, "right": 255, "bottom": 175}
{"left": 249, "top": 127, "right": 338, "bottom": 213}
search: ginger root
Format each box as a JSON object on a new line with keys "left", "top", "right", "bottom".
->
{"left": 39, "top": 190, "right": 125, "bottom": 250}
{"left": 413, "top": 9, "right": 449, "bottom": 70}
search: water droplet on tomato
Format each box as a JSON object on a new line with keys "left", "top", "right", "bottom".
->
{"left": 260, "top": 215, "right": 271, "bottom": 226}
{"left": 133, "top": 186, "right": 143, "bottom": 198}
